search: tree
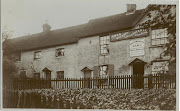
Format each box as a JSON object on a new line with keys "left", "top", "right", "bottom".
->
{"left": 2, "top": 26, "right": 18, "bottom": 83}
{"left": 139, "top": 5, "right": 176, "bottom": 74}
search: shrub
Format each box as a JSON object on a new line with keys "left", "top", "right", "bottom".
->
{"left": 4, "top": 88, "right": 176, "bottom": 110}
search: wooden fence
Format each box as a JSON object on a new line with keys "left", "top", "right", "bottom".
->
{"left": 3, "top": 74, "right": 176, "bottom": 108}
{"left": 4, "top": 74, "right": 176, "bottom": 90}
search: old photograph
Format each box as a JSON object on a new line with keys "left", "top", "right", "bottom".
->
{"left": 2, "top": 0, "right": 177, "bottom": 110}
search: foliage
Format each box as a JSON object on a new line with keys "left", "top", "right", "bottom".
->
{"left": 140, "top": 5, "right": 176, "bottom": 64}
{"left": 6, "top": 88, "right": 176, "bottom": 110}
{"left": 3, "top": 57, "right": 18, "bottom": 81}
{"left": 2, "top": 26, "right": 18, "bottom": 82}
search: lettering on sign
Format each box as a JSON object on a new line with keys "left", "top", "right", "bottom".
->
{"left": 130, "top": 39, "right": 145, "bottom": 57}
{"left": 110, "top": 28, "right": 148, "bottom": 42}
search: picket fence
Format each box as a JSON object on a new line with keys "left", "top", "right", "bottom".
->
{"left": 3, "top": 74, "right": 176, "bottom": 108}
{"left": 4, "top": 74, "right": 176, "bottom": 90}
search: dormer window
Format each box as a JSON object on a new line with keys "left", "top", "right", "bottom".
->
{"left": 56, "top": 48, "right": 65, "bottom": 57}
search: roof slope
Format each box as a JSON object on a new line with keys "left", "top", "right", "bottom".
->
{"left": 86, "top": 9, "right": 145, "bottom": 36}
{"left": 11, "top": 24, "right": 88, "bottom": 51}
{"left": 10, "top": 9, "right": 146, "bottom": 51}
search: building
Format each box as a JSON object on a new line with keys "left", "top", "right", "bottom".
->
{"left": 9, "top": 4, "right": 175, "bottom": 86}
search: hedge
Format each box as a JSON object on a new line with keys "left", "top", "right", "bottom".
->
{"left": 3, "top": 88, "right": 176, "bottom": 110}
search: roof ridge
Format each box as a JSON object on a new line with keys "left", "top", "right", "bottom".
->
{"left": 88, "top": 8, "right": 145, "bottom": 23}
{"left": 11, "top": 23, "right": 88, "bottom": 40}
{"left": 10, "top": 7, "right": 148, "bottom": 51}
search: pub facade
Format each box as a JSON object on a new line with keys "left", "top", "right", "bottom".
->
{"left": 10, "top": 5, "right": 173, "bottom": 88}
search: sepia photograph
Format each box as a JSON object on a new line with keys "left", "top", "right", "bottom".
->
{"left": 1, "top": 0, "right": 178, "bottom": 110}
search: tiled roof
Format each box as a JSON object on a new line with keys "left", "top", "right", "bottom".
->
{"left": 10, "top": 9, "right": 146, "bottom": 51}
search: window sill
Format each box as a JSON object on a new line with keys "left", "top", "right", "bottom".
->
{"left": 100, "top": 54, "right": 109, "bottom": 56}
{"left": 34, "top": 58, "right": 41, "bottom": 61}
{"left": 56, "top": 56, "right": 65, "bottom": 58}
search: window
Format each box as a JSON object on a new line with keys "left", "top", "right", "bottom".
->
{"left": 152, "top": 28, "right": 168, "bottom": 46}
{"left": 56, "top": 48, "right": 65, "bottom": 57}
{"left": 20, "top": 70, "right": 27, "bottom": 78}
{"left": 99, "top": 65, "right": 108, "bottom": 77}
{"left": 57, "top": 71, "right": 64, "bottom": 79}
{"left": 34, "top": 73, "right": 40, "bottom": 79}
{"left": 34, "top": 51, "right": 41, "bottom": 60}
{"left": 100, "top": 35, "right": 110, "bottom": 55}
{"left": 152, "top": 61, "right": 169, "bottom": 74}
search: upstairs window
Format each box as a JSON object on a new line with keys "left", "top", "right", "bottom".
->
{"left": 152, "top": 61, "right": 169, "bottom": 74}
{"left": 152, "top": 28, "right": 168, "bottom": 46}
{"left": 34, "top": 51, "right": 41, "bottom": 60}
{"left": 99, "top": 65, "right": 108, "bottom": 77}
{"left": 57, "top": 71, "right": 64, "bottom": 79}
{"left": 100, "top": 35, "right": 110, "bottom": 55}
{"left": 56, "top": 48, "right": 65, "bottom": 57}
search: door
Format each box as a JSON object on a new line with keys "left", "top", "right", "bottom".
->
{"left": 45, "top": 71, "right": 51, "bottom": 80}
{"left": 45, "top": 71, "right": 51, "bottom": 88}
{"left": 133, "top": 63, "right": 144, "bottom": 88}
{"left": 84, "top": 70, "right": 91, "bottom": 88}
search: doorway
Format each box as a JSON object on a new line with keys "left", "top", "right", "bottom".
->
{"left": 129, "top": 58, "right": 146, "bottom": 89}
{"left": 81, "top": 67, "right": 92, "bottom": 88}
{"left": 42, "top": 67, "right": 51, "bottom": 88}
{"left": 45, "top": 71, "right": 51, "bottom": 80}
{"left": 84, "top": 70, "right": 91, "bottom": 88}
{"left": 133, "top": 63, "right": 144, "bottom": 88}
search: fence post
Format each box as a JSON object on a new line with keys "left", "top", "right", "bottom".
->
{"left": 88, "top": 78, "right": 90, "bottom": 88}
{"left": 148, "top": 74, "right": 153, "bottom": 89}
{"left": 174, "top": 74, "right": 176, "bottom": 89}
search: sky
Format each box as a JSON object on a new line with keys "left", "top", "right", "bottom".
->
{"left": 1, "top": 0, "right": 178, "bottom": 38}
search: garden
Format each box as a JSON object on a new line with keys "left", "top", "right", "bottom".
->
{"left": 3, "top": 88, "right": 176, "bottom": 110}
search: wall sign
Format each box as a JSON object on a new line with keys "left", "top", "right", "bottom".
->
{"left": 130, "top": 39, "right": 145, "bottom": 57}
{"left": 110, "top": 28, "right": 148, "bottom": 42}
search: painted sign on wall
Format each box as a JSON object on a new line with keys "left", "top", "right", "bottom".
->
{"left": 110, "top": 28, "right": 148, "bottom": 42}
{"left": 130, "top": 39, "right": 145, "bottom": 57}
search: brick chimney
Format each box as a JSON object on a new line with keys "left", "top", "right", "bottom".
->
{"left": 42, "top": 20, "right": 51, "bottom": 32}
{"left": 126, "top": 4, "right": 136, "bottom": 15}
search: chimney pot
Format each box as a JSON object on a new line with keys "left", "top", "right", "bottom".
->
{"left": 42, "top": 20, "right": 51, "bottom": 32}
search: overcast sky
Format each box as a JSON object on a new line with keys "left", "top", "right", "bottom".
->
{"left": 2, "top": 0, "right": 178, "bottom": 38}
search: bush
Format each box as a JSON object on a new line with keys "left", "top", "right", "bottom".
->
{"left": 4, "top": 88, "right": 176, "bottom": 110}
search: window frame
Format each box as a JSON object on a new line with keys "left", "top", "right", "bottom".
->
{"left": 56, "top": 71, "right": 64, "bottom": 80}
{"left": 99, "top": 65, "right": 108, "bottom": 77}
{"left": 99, "top": 35, "right": 110, "bottom": 55}
{"left": 34, "top": 51, "right": 41, "bottom": 60}
{"left": 55, "top": 48, "right": 65, "bottom": 57}
{"left": 34, "top": 72, "right": 40, "bottom": 79}
{"left": 151, "top": 28, "right": 168, "bottom": 46}
{"left": 151, "top": 61, "right": 169, "bottom": 74}
{"left": 20, "top": 70, "right": 27, "bottom": 78}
